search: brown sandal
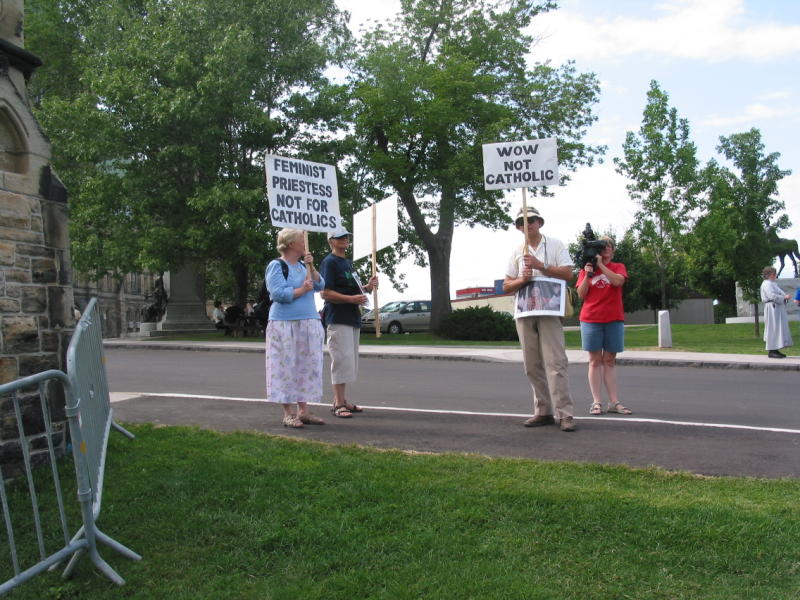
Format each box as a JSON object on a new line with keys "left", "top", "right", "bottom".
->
{"left": 299, "top": 413, "right": 325, "bottom": 425}
{"left": 331, "top": 404, "right": 352, "bottom": 418}
{"left": 345, "top": 402, "right": 363, "bottom": 413}
{"left": 607, "top": 403, "right": 632, "bottom": 415}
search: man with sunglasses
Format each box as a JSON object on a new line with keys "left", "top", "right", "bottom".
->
{"left": 503, "top": 206, "right": 577, "bottom": 432}
{"left": 319, "top": 227, "right": 379, "bottom": 418}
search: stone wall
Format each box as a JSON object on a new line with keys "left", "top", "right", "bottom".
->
{"left": 0, "top": 8, "right": 73, "bottom": 477}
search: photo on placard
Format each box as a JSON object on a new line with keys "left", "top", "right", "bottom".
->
{"left": 352, "top": 272, "right": 372, "bottom": 310}
{"left": 514, "top": 277, "right": 565, "bottom": 318}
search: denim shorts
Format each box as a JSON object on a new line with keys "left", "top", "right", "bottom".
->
{"left": 580, "top": 321, "right": 624, "bottom": 353}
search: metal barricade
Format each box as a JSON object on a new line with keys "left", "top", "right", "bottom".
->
{"left": 1, "top": 298, "right": 140, "bottom": 594}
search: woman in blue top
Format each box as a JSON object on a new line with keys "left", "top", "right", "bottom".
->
{"left": 265, "top": 228, "right": 326, "bottom": 428}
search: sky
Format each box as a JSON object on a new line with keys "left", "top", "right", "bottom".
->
{"left": 335, "top": 0, "right": 800, "bottom": 303}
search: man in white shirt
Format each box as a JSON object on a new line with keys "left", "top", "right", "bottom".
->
{"left": 503, "top": 206, "right": 576, "bottom": 432}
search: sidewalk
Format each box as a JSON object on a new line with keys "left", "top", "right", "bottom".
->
{"left": 104, "top": 338, "right": 800, "bottom": 371}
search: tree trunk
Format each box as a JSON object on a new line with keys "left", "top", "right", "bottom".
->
{"left": 427, "top": 239, "right": 452, "bottom": 334}
{"left": 233, "top": 262, "right": 249, "bottom": 308}
{"left": 753, "top": 302, "right": 760, "bottom": 337}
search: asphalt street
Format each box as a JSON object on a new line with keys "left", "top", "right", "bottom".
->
{"left": 106, "top": 348, "right": 800, "bottom": 479}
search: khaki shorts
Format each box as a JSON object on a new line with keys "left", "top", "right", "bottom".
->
{"left": 327, "top": 323, "right": 360, "bottom": 384}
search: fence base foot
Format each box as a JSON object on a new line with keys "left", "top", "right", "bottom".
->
{"left": 111, "top": 419, "right": 135, "bottom": 439}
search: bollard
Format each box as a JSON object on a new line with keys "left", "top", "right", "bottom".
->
{"left": 658, "top": 310, "right": 672, "bottom": 348}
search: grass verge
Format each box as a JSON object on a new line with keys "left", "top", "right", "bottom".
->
{"left": 146, "top": 321, "right": 800, "bottom": 355}
{"left": 4, "top": 424, "right": 799, "bottom": 599}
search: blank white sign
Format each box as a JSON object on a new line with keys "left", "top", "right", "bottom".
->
{"left": 352, "top": 197, "right": 399, "bottom": 261}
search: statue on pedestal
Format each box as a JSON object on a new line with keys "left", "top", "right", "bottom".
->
{"left": 767, "top": 226, "right": 800, "bottom": 278}
{"left": 142, "top": 275, "right": 168, "bottom": 322}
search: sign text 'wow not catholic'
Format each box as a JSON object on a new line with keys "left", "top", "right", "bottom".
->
{"left": 482, "top": 138, "right": 558, "bottom": 190}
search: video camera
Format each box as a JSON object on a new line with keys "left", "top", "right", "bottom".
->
{"left": 579, "top": 223, "right": 607, "bottom": 277}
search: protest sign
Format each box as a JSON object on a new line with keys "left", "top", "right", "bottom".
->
{"left": 265, "top": 155, "right": 340, "bottom": 233}
{"left": 482, "top": 138, "right": 558, "bottom": 191}
{"left": 514, "top": 277, "right": 566, "bottom": 318}
{"left": 352, "top": 196, "right": 398, "bottom": 261}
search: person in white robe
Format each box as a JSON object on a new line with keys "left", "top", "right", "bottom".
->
{"left": 760, "top": 267, "right": 793, "bottom": 358}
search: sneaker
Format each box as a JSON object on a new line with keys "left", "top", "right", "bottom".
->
{"left": 560, "top": 416, "right": 576, "bottom": 432}
{"left": 523, "top": 415, "right": 555, "bottom": 427}
{"left": 768, "top": 350, "right": 786, "bottom": 359}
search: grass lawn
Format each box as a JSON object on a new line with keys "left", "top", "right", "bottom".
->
{"left": 148, "top": 321, "right": 800, "bottom": 355}
{"left": 4, "top": 425, "right": 799, "bottom": 599}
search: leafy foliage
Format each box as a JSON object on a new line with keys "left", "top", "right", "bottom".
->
{"left": 685, "top": 128, "right": 791, "bottom": 334}
{"left": 26, "top": 0, "right": 350, "bottom": 304}
{"left": 349, "top": 0, "right": 604, "bottom": 331}
{"left": 614, "top": 80, "right": 698, "bottom": 310}
{"left": 439, "top": 306, "right": 517, "bottom": 341}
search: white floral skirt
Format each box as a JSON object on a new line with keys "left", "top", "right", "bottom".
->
{"left": 265, "top": 319, "right": 324, "bottom": 404}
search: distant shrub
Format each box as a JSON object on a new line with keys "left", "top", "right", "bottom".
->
{"left": 439, "top": 306, "right": 518, "bottom": 341}
{"left": 713, "top": 302, "right": 736, "bottom": 324}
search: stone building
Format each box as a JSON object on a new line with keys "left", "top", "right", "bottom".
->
{"left": 73, "top": 271, "right": 157, "bottom": 338}
{"left": 0, "top": 0, "right": 72, "bottom": 383}
{"left": 0, "top": 0, "right": 71, "bottom": 473}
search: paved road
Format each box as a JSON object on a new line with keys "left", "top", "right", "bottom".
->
{"left": 106, "top": 348, "right": 800, "bottom": 479}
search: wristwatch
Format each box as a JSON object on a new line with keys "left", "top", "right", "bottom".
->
{"left": 542, "top": 262, "right": 549, "bottom": 272}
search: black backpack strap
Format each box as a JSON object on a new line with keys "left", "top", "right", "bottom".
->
{"left": 277, "top": 259, "right": 289, "bottom": 279}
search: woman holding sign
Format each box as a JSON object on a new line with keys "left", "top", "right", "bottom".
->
{"left": 576, "top": 236, "right": 632, "bottom": 416}
{"left": 265, "top": 228, "right": 326, "bottom": 428}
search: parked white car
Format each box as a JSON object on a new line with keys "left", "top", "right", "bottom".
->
{"left": 362, "top": 300, "right": 432, "bottom": 334}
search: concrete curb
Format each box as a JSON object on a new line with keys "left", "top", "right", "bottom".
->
{"left": 103, "top": 340, "right": 800, "bottom": 371}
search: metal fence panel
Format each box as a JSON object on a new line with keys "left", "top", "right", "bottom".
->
{"left": 1, "top": 298, "right": 140, "bottom": 594}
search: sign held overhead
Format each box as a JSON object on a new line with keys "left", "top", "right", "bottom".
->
{"left": 482, "top": 138, "right": 558, "bottom": 190}
{"left": 265, "top": 155, "right": 340, "bottom": 232}
{"left": 352, "top": 197, "right": 399, "bottom": 261}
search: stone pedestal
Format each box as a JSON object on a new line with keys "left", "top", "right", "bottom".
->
{"left": 728, "top": 278, "right": 800, "bottom": 324}
{"left": 139, "top": 262, "right": 214, "bottom": 336}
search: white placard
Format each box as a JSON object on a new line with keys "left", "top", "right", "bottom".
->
{"left": 352, "top": 196, "right": 399, "bottom": 261}
{"left": 514, "top": 277, "right": 566, "bottom": 318}
{"left": 265, "top": 155, "right": 340, "bottom": 233}
{"left": 482, "top": 138, "right": 558, "bottom": 190}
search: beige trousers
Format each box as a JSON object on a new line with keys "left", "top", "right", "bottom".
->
{"left": 515, "top": 316, "right": 574, "bottom": 419}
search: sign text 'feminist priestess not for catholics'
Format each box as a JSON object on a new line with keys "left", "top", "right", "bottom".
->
{"left": 266, "top": 155, "right": 341, "bottom": 233}
{"left": 482, "top": 138, "right": 558, "bottom": 190}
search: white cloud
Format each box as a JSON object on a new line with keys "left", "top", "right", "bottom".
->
{"left": 755, "top": 90, "right": 792, "bottom": 101}
{"left": 533, "top": 0, "right": 800, "bottom": 64}
{"left": 701, "top": 101, "right": 800, "bottom": 128}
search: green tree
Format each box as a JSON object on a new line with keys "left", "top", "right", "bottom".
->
{"left": 348, "top": 0, "right": 604, "bottom": 331}
{"left": 687, "top": 128, "right": 791, "bottom": 334}
{"left": 26, "top": 0, "right": 350, "bottom": 305}
{"left": 614, "top": 80, "right": 699, "bottom": 311}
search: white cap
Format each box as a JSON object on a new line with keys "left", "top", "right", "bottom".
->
{"left": 328, "top": 227, "right": 352, "bottom": 239}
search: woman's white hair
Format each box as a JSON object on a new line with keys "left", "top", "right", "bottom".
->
{"left": 277, "top": 228, "right": 303, "bottom": 254}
